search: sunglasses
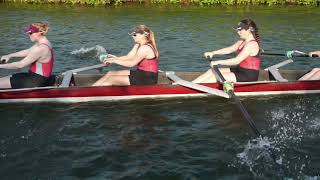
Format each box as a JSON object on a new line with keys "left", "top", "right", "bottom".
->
{"left": 129, "top": 32, "right": 142, "bottom": 37}
{"left": 27, "top": 31, "right": 40, "bottom": 35}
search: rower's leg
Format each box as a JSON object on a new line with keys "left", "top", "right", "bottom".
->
{"left": 192, "top": 69, "right": 214, "bottom": 83}
{"left": 306, "top": 68, "right": 320, "bottom": 80}
{"left": 95, "top": 75, "right": 130, "bottom": 86}
{"left": 93, "top": 70, "right": 129, "bottom": 86}
{"left": 192, "top": 68, "right": 230, "bottom": 83}
{"left": 0, "top": 76, "right": 12, "bottom": 89}
{"left": 299, "top": 68, "right": 320, "bottom": 80}
{"left": 220, "top": 72, "right": 237, "bottom": 82}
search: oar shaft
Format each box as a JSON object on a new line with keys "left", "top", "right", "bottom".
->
{"left": 230, "top": 91, "right": 262, "bottom": 136}
{"left": 212, "top": 65, "right": 262, "bottom": 137}
{"left": 212, "top": 65, "right": 286, "bottom": 176}
{"left": 261, "top": 52, "right": 286, "bottom": 56}
{"left": 261, "top": 52, "right": 309, "bottom": 57}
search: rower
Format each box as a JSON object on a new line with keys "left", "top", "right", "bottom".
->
{"left": 298, "top": 50, "right": 320, "bottom": 80}
{"left": 0, "top": 22, "right": 55, "bottom": 89}
{"left": 92, "top": 25, "right": 159, "bottom": 86}
{"left": 192, "top": 19, "right": 261, "bottom": 83}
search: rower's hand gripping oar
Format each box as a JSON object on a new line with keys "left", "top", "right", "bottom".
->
{"left": 99, "top": 53, "right": 117, "bottom": 62}
{"left": 0, "top": 55, "right": 10, "bottom": 64}
{"left": 211, "top": 65, "right": 262, "bottom": 136}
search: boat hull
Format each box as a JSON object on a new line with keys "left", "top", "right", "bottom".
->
{"left": 0, "top": 80, "right": 320, "bottom": 103}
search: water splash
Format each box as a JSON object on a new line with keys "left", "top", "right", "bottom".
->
{"left": 236, "top": 97, "right": 320, "bottom": 178}
{"left": 237, "top": 137, "right": 281, "bottom": 177}
{"left": 70, "top": 45, "right": 107, "bottom": 59}
{"left": 309, "top": 117, "right": 320, "bottom": 130}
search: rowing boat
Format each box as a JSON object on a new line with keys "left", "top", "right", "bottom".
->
{"left": 0, "top": 60, "right": 319, "bottom": 103}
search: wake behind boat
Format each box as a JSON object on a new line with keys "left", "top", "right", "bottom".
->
{"left": 0, "top": 60, "right": 319, "bottom": 103}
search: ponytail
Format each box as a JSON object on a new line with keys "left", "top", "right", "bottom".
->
{"left": 253, "top": 29, "right": 263, "bottom": 54}
{"left": 253, "top": 29, "right": 260, "bottom": 44}
{"left": 148, "top": 31, "right": 159, "bottom": 57}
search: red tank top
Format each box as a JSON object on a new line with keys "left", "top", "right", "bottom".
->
{"left": 29, "top": 43, "right": 54, "bottom": 77}
{"left": 137, "top": 44, "right": 158, "bottom": 73}
{"left": 237, "top": 40, "right": 260, "bottom": 71}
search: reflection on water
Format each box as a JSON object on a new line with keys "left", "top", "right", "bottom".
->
{"left": 0, "top": 3, "right": 320, "bottom": 179}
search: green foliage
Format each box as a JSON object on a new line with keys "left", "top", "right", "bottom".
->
{"left": 2, "top": 0, "right": 112, "bottom": 5}
{"left": 1, "top": 0, "right": 319, "bottom": 5}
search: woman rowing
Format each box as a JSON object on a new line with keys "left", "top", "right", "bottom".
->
{"left": 299, "top": 51, "right": 320, "bottom": 80}
{"left": 93, "top": 25, "right": 159, "bottom": 86}
{"left": 192, "top": 19, "right": 261, "bottom": 83}
{"left": 0, "top": 22, "right": 54, "bottom": 89}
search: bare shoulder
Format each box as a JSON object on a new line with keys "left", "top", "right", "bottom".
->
{"left": 246, "top": 40, "right": 259, "bottom": 48}
{"left": 138, "top": 44, "right": 153, "bottom": 53}
{"left": 29, "top": 43, "right": 51, "bottom": 58}
{"left": 232, "top": 40, "right": 244, "bottom": 49}
{"left": 37, "top": 44, "right": 50, "bottom": 53}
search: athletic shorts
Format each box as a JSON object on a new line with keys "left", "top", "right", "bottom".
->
{"left": 230, "top": 66, "right": 259, "bottom": 82}
{"left": 129, "top": 69, "right": 158, "bottom": 85}
{"left": 10, "top": 72, "right": 54, "bottom": 89}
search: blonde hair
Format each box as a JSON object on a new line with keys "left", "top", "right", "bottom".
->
{"left": 32, "top": 22, "right": 50, "bottom": 36}
{"left": 133, "top": 25, "right": 159, "bottom": 57}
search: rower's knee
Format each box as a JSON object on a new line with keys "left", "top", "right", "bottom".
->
{"left": 313, "top": 68, "right": 320, "bottom": 72}
{"left": 314, "top": 70, "right": 320, "bottom": 77}
{"left": 106, "top": 71, "right": 115, "bottom": 76}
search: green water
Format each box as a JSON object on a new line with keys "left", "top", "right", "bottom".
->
{"left": 0, "top": 3, "right": 319, "bottom": 179}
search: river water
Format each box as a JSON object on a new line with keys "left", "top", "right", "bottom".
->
{"left": 0, "top": 3, "right": 319, "bottom": 179}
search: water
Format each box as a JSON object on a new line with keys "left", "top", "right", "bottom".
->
{"left": 0, "top": 3, "right": 320, "bottom": 179}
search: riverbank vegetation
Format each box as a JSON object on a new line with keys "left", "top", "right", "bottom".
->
{"left": 1, "top": 0, "right": 319, "bottom": 6}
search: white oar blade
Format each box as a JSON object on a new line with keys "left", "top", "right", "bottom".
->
{"left": 166, "top": 71, "right": 230, "bottom": 98}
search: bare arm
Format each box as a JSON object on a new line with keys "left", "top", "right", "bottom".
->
{"left": 0, "top": 46, "right": 44, "bottom": 69}
{"left": 0, "top": 45, "right": 35, "bottom": 63}
{"left": 204, "top": 40, "right": 243, "bottom": 58}
{"left": 104, "top": 45, "right": 151, "bottom": 67}
{"left": 210, "top": 42, "right": 259, "bottom": 66}
{"left": 111, "top": 44, "right": 140, "bottom": 61}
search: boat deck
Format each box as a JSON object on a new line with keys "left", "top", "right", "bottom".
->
{"left": 62, "top": 69, "right": 310, "bottom": 87}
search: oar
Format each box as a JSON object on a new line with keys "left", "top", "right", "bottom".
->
{"left": 262, "top": 50, "right": 319, "bottom": 58}
{"left": 166, "top": 71, "right": 230, "bottom": 98}
{"left": 59, "top": 53, "right": 113, "bottom": 87}
{"left": 212, "top": 65, "right": 261, "bottom": 136}
{"left": 212, "top": 65, "right": 285, "bottom": 175}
